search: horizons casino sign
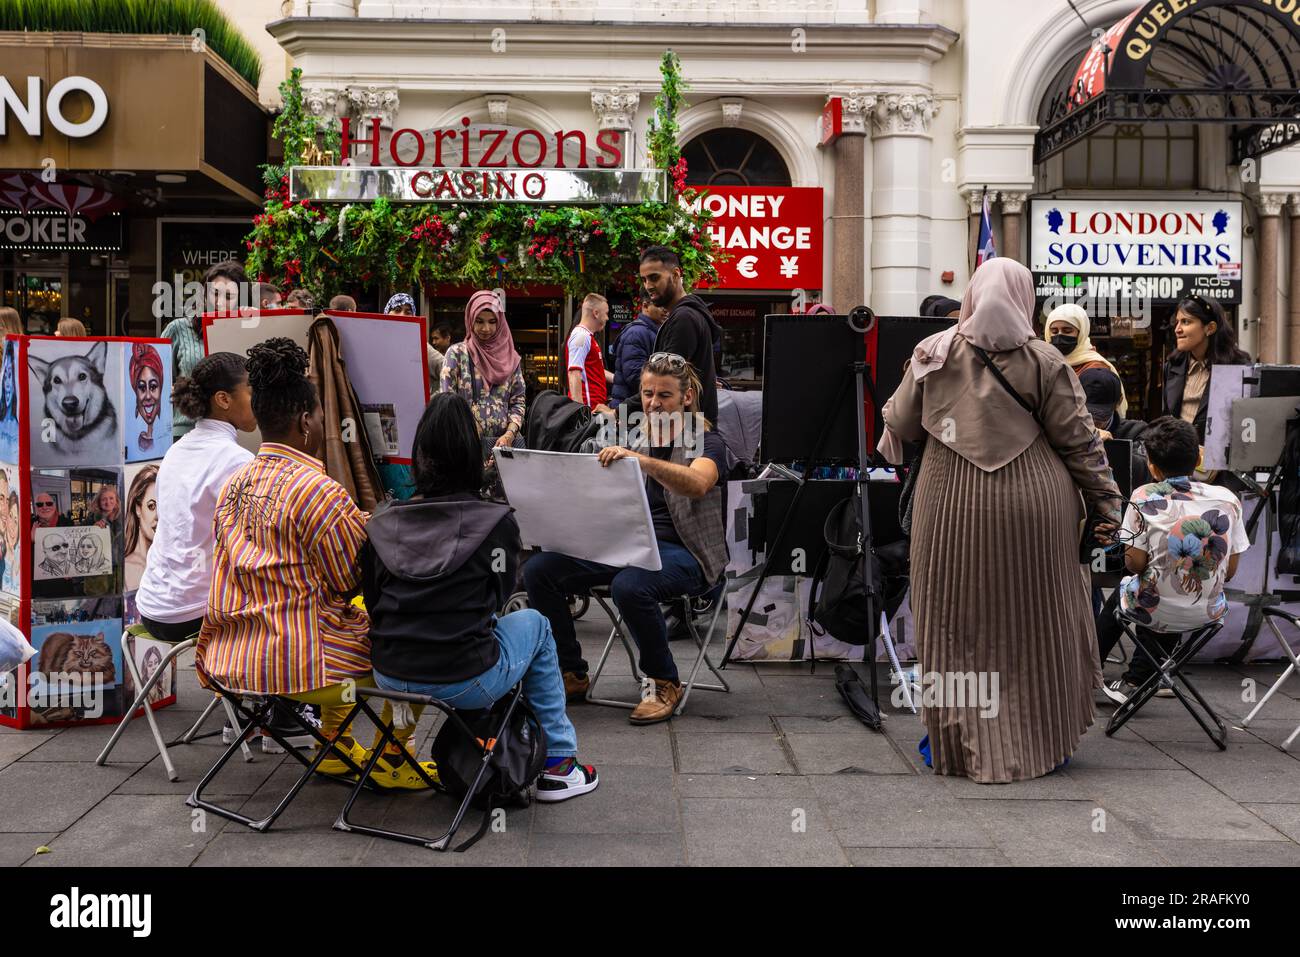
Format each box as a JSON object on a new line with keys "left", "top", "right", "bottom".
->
{"left": 1030, "top": 199, "right": 1244, "bottom": 303}
{"left": 291, "top": 117, "right": 665, "bottom": 204}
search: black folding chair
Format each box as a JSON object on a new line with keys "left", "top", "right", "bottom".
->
{"left": 186, "top": 677, "right": 377, "bottom": 832}
{"left": 333, "top": 683, "right": 526, "bottom": 852}
{"left": 1105, "top": 608, "right": 1227, "bottom": 750}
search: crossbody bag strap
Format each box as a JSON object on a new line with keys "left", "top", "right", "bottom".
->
{"left": 970, "top": 345, "right": 1043, "bottom": 430}
{"left": 465, "top": 348, "right": 481, "bottom": 404}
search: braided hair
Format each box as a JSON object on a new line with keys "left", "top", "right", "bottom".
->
{"left": 172, "top": 352, "right": 247, "bottom": 421}
{"left": 245, "top": 338, "right": 317, "bottom": 436}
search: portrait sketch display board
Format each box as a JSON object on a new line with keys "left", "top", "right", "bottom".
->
{"left": 0, "top": 461, "right": 21, "bottom": 598}
{"left": 124, "top": 341, "right": 173, "bottom": 462}
{"left": 202, "top": 310, "right": 315, "bottom": 456}
{"left": 0, "top": 336, "right": 172, "bottom": 729}
{"left": 324, "top": 310, "right": 431, "bottom": 465}
{"left": 26, "top": 338, "right": 123, "bottom": 468}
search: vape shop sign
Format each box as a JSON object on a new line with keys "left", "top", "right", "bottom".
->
{"left": 688, "top": 186, "right": 824, "bottom": 290}
{"left": 1030, "top": 199, "right": 1244, "bottom": 304}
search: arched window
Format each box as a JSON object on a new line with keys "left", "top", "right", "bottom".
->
{"left": 681, "top": 129, "right": 791, "bottom": 187}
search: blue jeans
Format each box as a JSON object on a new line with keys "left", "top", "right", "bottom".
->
{"left": 372, "top": 609, "right": 577, "bottom": 759}
{"left": 523, "top": 541, "right": 708, "bottom": 684}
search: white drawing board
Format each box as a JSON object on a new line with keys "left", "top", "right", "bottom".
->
{"left": 494, "top": 448, "right": 661, "bottom": 571}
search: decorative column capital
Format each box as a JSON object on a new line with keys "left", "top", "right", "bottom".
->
{"left": 346, "top": 85, "right": 401, "bottom": 129}
{"left": 486, "top": 96, "right": 510, "bottom": 126}
{"left": 591, "top": 87, "right": 640, "bottom": 132}
{"left": 1258, "top": 191, "right": 1288, "bottom": 217}
{"left": 719, "top": 97, "right": 745, "bottom": 128}
{"left": 837, "top": 90, "right": 878, "bottom": 136}
{"left": 303, "top": 86, "right": 350, "bottom": 120}
{"left": 963, "top": 188, "right": 997, "bottom": 214}
{"left": 873, "top": 92, "right": 938, "bottom": 136}
{"left": 1287, "top": 193, "right": 1300, "bottom": 217}
{"left": 1000, "top": 192, "right": 1028, "bottom": 215}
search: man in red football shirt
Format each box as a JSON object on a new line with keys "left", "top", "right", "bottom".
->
{"left": 564, "top": 293, "right": 614, "bottom": 414}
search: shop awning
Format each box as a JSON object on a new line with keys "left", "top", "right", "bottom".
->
{"left": 0, "top": 33, "right": 269, "bottom": 210}
{"left": 1035, "top": 0, "right": 1300, "bottom": 164}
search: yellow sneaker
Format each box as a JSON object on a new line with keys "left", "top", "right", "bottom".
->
{"left": 315, "top": 737, "right": 371, "bottom": 778}
{"left": 368, "top": 749, "right": 440, "bottom": 790}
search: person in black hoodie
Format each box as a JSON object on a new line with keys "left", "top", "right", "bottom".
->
{"left": 634, "top": 245, "right": 723, "bottom": 422}
{"left": 361, "top": 393, "right": 599, "bottom": 803}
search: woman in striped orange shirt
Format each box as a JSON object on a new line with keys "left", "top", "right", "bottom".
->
{"left": 196, "top": 338, "right": 433, "bottom": 789}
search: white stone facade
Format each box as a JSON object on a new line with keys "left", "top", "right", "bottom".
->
{"left": 253, "top": 0, "right": 1295, "bottom": 346}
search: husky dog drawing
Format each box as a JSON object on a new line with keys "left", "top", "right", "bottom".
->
{"left": 27, "top": 342, "right": 119, "bottom": 464}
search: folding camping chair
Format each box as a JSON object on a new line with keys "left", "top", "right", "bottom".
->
{"left": 1105, "top": 608, "right": 1227, "bottom": 750}
{"left": 95, "top": 623, "right": 246, "bottom": 781}
{"left": 186, "top": 676, "right": 377, "bottom": 832}
{"left": 1240, "top": 607, "right": 1300, "bottom": 750}
{"left": 334, "top": 683, "right": 526, "bottom": 852}
{"left": 586, "top": 581, "right": 730, "bottom": 712}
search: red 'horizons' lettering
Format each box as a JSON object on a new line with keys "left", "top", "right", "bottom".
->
{"left": 340, "top": 117, "right": 623, "bottom": 169}
{"left": 478, "top": 128, "right": 509, "bottom": 168}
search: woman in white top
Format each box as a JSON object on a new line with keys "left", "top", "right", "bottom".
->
{"left": 136, "top": 352, "right": 256, "bottom": 642}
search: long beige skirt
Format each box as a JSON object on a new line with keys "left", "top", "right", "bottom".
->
{"left": 910, "top": 433, "right": 1100, "bottom": 783}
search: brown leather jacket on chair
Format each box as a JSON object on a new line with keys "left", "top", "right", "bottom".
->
{"left": 307, "top": 317, "right": 386, "bottom": 512}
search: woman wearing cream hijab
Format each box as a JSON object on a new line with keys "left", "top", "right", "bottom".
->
{"left": 1045, "top": 303, "right": 1128, "bottom": 419}
{"left": 880, "top": 259, "right": 1121, "bottom": 784}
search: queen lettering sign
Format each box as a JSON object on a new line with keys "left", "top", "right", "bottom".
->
{"left": 1030, "top": 200, "right": 1244, "bottom": 304}
{"left": 689, "top": 186, "right": 823, "bottom": 290}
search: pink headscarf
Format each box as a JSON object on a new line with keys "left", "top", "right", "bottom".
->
{"left": 463, "top": 289, "right": 520, "bottom": 387}
{"left": 910, "top": 258, "right": 1036, "bottom": 381}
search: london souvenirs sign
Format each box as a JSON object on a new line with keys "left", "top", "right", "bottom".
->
{"left": 1030, "top": 200, "right": 1244, "bottom": 304}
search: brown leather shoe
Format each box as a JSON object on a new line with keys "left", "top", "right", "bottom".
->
{"left": 563, "top": 671, "right": 590, "bottom": 702}
{"left": 629, "top": 677, "right": 683, "bottom": 725}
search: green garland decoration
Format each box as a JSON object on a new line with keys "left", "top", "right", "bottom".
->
{"left": 246, "top": 55, "right": 722, "bottom": 303}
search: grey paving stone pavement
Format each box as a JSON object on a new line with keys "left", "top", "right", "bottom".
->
{"left": 0, "top": 623, "right": 1296, "bottom": 866}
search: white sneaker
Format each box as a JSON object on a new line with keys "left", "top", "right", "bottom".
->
{"left": 1101, "top": 679, "right": 1138, "bottom": 706}
{"left": 535, "top": 760, "right": 600, "bottom": 803}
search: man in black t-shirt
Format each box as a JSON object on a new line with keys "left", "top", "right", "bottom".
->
{"left": 524, "top": 352, "right": 728, "bottom": 725}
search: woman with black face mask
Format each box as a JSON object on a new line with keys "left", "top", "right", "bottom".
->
{"left": 1045, "top": 304, "right": 1128, "bottom": 419}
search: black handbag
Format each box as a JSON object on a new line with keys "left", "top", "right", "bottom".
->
{"left": 808, "top": 495, "right": 882, "bottom": 647}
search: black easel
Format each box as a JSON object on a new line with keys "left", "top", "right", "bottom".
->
{"left": 1225, "top": 406, "right": 1300, "bottom": 664}
{"left": 720, "top": 349, "right": 885, "bottom": 718}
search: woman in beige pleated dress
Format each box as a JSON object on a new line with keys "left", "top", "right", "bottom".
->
{"left": 880, "top": 259, "right": 1121, "bottom": 783}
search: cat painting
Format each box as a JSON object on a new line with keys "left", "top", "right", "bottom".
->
{"left": 38, "top": 630, "right": 115, "bottom": 684}
{"left": 31, "top": 630, "right": 116, "bottom": 723}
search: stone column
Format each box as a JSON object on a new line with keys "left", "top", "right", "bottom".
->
{"left": 1257, "top": 192, "right": 1285, "bottom": 363}
{"left": 830, "top": 92, "right": 875, "bottom": 313}
{"left": 591, "top": 87, "right": 640, "bottom": 168}
{"left": 961, "top": 189, "right": 984, "bottom": 275}
{"left": 1289, "top": 195, "right": 1300, "bottom": 365}
{"left": 1000, "top": 192, "right": 1027, "bottom": 264}
{"left": 867, "top": 92, "right": 939, "bottom": 315}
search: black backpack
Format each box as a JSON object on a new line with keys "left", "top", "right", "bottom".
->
{"left": 430, "top": 694, "right": 547, "bottom": 849}
{"left": 808, "top": 495, "right": 883, "bottom": 647}
{"left": 524, "top": 390, "right": 604, "bottom": 453}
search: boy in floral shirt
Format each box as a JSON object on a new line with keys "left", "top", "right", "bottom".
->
{"left": 1097, "top": 416, "right": 1250, "bottom": 705}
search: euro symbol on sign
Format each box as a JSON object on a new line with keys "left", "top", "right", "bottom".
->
{"left": 736, "top": 256, "right": 758, "bottom": 279}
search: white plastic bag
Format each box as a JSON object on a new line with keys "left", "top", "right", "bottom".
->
{"left": 0, "top": 617, "right": 35, "bottom": 676}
